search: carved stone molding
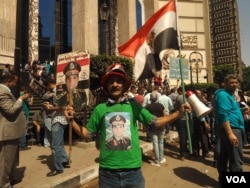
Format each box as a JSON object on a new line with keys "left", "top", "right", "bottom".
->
{"left": 28, "top": 0, "right": 39, "bottom": 62}
{"left": 109, "top": 0, "right": 118, "bottom": 55}
{"left": 181, "top": 35, "right": 198, "bottom": 49}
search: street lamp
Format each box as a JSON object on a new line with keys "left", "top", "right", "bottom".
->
{"left": 99, "top": 0, "right": 110, "bottom": 54}
{"left": 190, "top": 64, "right": 193, "bottom": 84}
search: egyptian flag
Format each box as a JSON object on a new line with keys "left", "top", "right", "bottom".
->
{"left": 118, "top": 0, "right": 179, "bottom": 80}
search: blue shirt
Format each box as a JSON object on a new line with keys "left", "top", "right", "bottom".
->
{"left": 214, "top": 89, "right": 244, "bottom": 129}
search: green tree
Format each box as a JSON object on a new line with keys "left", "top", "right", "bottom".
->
{"left": 213, "top": 64, "right": 234, "bottom": 85}
{"left": 89, "top": 54, "right": 133, "bottom": 91}
{"left": 241, "top": 66, "right": 250, "bottom": 91}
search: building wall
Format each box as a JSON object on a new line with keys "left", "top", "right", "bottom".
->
{"left": 117, "top": 0, "right": 212, "bottom": 86}
{"left": 72, "top": 0, "right": 98, "bottom": 54}
{"left": 0, "top": 0, "right": 16, "bottom": 67}
{"left": 29, "top": 0, "right": 39, "bottom": 62}
{"left": 158, "top": 0, "right": 211, "bottom": 86}
{"left": 209, "top": 0, "right": 243, "bottom": 81}
{"left": 117, "top": 0, "right": 137, "bottom": 46}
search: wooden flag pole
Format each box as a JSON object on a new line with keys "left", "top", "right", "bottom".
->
{"left": 68, "top": 90, "right": 73, "bottom": 163}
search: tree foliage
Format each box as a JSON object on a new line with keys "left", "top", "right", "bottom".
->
{"left": 241, "top": 66, "right": 250, "bottom": 91}
{"left": 213, "top": 64, "right": 234, "bottom": 85}
{"left": 89, "top": 54, "right": 134, "bottom": 91}
{"left": 184, "top": 83, "right": 219, "bottom": 95}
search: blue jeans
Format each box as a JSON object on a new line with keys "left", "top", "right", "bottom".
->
{"left": 44, "top": 117, "right": 52, "bottom": 147}
{"left": 150, "top": 131, "right": 164, "bottom": 163}
{"left": 176, "top": 119, "right": 188, "bottom": 157}
{"left": 99, "top": 167, "right": 145, "bottom": 188}
{"left": 51, "top": 122, "right": 69, "bottom": 171}
{"left": 19, "top": 116, "right": 29, "bottom": 148}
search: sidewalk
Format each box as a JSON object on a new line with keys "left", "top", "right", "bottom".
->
{"left": 14, "top": 134, "right": 153, "bottom": 188}
{"left": 13, "top": 130, "right": 250, "bottom": 188}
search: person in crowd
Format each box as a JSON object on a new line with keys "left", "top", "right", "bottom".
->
{"left": 42, "top": 79, "right": 56, "bottom": 148}
{"left": 134, "top": 87, "right": 145, "bottom": 131}
{"left": 191, "top": 89, "right": 211, "bottom": 158}
{"left": 0, "top": 71, "right": 29, "bottom": 187}
{"left": 159, "top": 87, "right": 174, "bottom": 135}
{"left": 145, "top": 91, "right": 167, "bottom": 166}
{"left": 127, "top": 84, "right": 137, "bottom": 99}
{"left": 142, "top": 85, "right": 161, "bottom": 141}
{"left": 168, "top": 87, "right": 178, "bottom": 108}
{"left": 206, "top": 93, "right": 216, "bottom": 147}
{"left": 213, "top": 74, "right": 245, "bottom": 184}
{"left": 2, "top": 64, "right": 11, "bottom": 76}
{"left": 134, "top": 86, "right": 144, "bottom": 106}
{"left": 44, "top": 88, "right": 71, "bottom": 177}
{"left": 42, "top": 59, "right": 51, "bottom": 74}
{"left": 142, "top": 85, "right": 154, "bottom": 107}
{"left": 200, "top": 91, "right": 214, "bottom": 150}
{"left": 236, "top": 90, "right": 249, "bottom": 145}
{"left": 153, "top": 72, "right": 162, "bottom": 87}
{"left": 32, "top": 108, "right": 45, "bottom": 146}
{"left": 174, "top": 87, "right": 189, "bottom": 160}
{"left": 19, "top": 86, "right": 33, "bottom": 150}
{"left": 163, "top": 75, "right": 170, "bottom": 89}
{"left": 159, "top": 87, "right": 173, "bottom": 116}
{"left": 64, "top": 63, "right": 191, "bottom": 188}
{"left": 24, "top": 60, "right": 32, "bottom": 73}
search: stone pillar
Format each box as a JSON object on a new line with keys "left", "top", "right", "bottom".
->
{"left": 72, "top": 0, "right": 98, "bottom": 55}
{"left": 203, "top": 0, "right": 213, "bottom": 83}
{"left": 28, "top": 0, "right": 39, "bottom": 62}
{"left": 117, "top": 0, "right": 137, "bottom": 46}
{"left": 0, "top": 0, "right": 17, "bottom": 66}
{"left": 117, "top": 0, "right": 156, "bottom": 47}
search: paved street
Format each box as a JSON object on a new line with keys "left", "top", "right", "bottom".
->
{"left": 81, "top": 134, "right": 250, "bottom": 188}
{"left": 13, "top": 131, "right": 250, "bottom": 188}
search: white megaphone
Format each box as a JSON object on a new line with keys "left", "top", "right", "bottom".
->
{"left": 185, "top": 90, "right": 212, "bottom": 119}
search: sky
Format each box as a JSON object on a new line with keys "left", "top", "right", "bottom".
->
{"left": 238, "top": 0, "right": 250, "bottom": 66}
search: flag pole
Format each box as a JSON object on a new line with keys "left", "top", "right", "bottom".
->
{"left": 174, "top": 0, "right": 193, "bottom": 154}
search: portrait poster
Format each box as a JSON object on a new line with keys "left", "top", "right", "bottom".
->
{"left": 56, "top": 51, "right": 90, "bottom": 120}
{"left": 105, "top": 112, "right": 132, "bottom": 150}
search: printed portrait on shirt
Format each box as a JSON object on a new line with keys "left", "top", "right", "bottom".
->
{"left": 105, "top": 112, "right": 132, "bottom": 150}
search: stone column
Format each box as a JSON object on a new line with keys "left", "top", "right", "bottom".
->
{"left": 28, "top": 0, "right": 39, "bottom": 62}
{"left": 72, "top": 0, "right": 98, "bottom": 55}
{"left": 117, "top": 0, "right": 156, "bottom": 48}
{"left": 0, "top": 0, "right": 17, "bottom": 66}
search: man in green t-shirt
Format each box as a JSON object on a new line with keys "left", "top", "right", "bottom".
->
{"left": 64, "top": 63, "right": 191, "bottom": 188}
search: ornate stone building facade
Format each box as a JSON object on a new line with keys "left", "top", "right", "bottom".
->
{"left": 0, "top": 0, "right": 17, "bottom": 68}
{"left": 1, "top": 0, "right": 242, "bottom": 84}
{"left": 158, "top": 0, "right": 212, "bottom": 85}
{"left": 29, "top": 0, "right": 39, "bottom": 62}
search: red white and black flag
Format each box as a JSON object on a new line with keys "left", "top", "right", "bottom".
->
{"left": 118, "top": 0, "right": 179, "bottom": 80}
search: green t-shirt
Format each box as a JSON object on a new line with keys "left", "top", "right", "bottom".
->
{"left": 20, "top": 93, "right": 30, "bottom": 118}
{"left": 87, "top": 100, "right": 154, "bottom": 169}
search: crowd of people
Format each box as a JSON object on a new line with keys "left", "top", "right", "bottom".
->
{"left": 1, "top": 61, "right": 250, "bottom": 187}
